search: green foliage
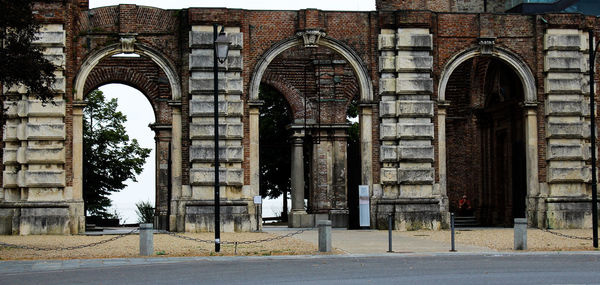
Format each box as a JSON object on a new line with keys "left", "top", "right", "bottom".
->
{"left": 259, "top": 84, "right": 292, "bottom": 219}
{"left": 83, "top": 90, "right": 151, "bottom": 218}
{"left": 135, "top": 200, "right": 155, "bottom": 224}
{"left": 259, "top": 84, "right": 292, "bottom": 198}
{"left": 0, "top": 0, "right": 57, "bottom": 103}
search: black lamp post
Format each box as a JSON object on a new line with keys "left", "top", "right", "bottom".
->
{"left": 590, "top": 29, "right": 600, "bottom": 249}
{"left": 213, "top": 24, "right": 230, "bottom": 253}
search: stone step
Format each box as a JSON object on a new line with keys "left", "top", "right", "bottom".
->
{"left": 453, "top": 216, "right": 480, "bottom": 227}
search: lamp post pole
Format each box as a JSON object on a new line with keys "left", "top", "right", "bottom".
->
{"left": 212, "top": 24, "right": 231, "bottom": 253}
{"left": 213, "top": 23, "right": 221, "bottom": 253}
{"left": 590, "top": 29, "right": 599, "bottom": 249}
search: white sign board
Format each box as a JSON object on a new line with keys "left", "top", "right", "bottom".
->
{"left": 253, "top": 196, "right": 262, "bottom": 204}
{"left": 358, "top": 185, "right": 370, "bottom": 227}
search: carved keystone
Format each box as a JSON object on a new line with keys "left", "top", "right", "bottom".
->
{"left": 296, "top": 30, "right": 326, "bottom": 48}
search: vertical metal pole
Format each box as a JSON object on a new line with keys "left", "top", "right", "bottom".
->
{"left": 387, "top": 213, "right": 393, "bottom": 252}
{"left": 450, "top": 212, "right": 456, "bottom": 252}
{"left": 590, "top": 29, "right": 598, "bottom": 249}
{"left": 213, "top": 24, "right": 221, "bottom": 253}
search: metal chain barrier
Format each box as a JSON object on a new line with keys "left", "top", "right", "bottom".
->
{"left": 0, "top": 228, "right": 139, "bottom": 251}
{"left": 542, "top": 229, "right": 593, "bottom": 240}
{"left": 159, "top": 228, "right": 312, "bottom": 245}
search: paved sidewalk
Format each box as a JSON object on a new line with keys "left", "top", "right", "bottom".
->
{"left": 264, "top": 226, "right": 492, "bottom": 254}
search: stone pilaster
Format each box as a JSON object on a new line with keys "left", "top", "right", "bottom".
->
{"left": 376, "top": 27, "right": 440, "bottom": 230}
{"left": 185, "top": 26, "right": 252, "bottom": 232}
{"left": 543, "top": 29, "right": 593, "bottom": 228}
{"left": 0, "top": 24, "right": 73, "bottom": 234}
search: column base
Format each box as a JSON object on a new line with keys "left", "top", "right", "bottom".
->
{"left": 288, "top": 210, "right": 314, "bottom": 228}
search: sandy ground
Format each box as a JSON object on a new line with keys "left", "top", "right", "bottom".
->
{"left": 0, "top": 231, "right": 321, "bottom": 260}
{"left": 403, "top": 228, "right": 598, "bottom": 251}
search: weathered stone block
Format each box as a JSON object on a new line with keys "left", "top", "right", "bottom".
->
{"left": 544, "top": 51, "right": 585, "bottom": 72}
{"left": 546, "top": 122, "right": 586, "bottom": 138}
{"left": 190, "top": 168, "right": 243, "bottom": 186}
{"left": 396, "top": 74, "right": 433, "bottom": 94}
{"left": 189, "top": 49, "right": 242, "bottom": 71}
{"left": 379, "top": 101, "right": 396, "bottom": 117}
{"left": 380, "top": 145, "right": 398, "bottom": 162}
{"left": 381, "top": 168, "right": 398, "bottom": 184}
{"left": 396, "top": 28, "right": 432, "bottom": 50}
{"left": 24, "top": 170, "right": 65, "bottom": 187}
{"left": 189, "top": 145, "right": 243, "bottom": 162}
{"left": 190, "top": 100, "right": 243, "bottom": 117}
{"left": 397, "top": 123, "right": 434, "bottom": 139}
{"left": 396, "top": 100, "right": 433, "bottom": 117}
{"left": 378, "top": 34, "right": 395, "bottom": 50}
{"left": 189, "top": 123, "right": 243, "bottom": 139}
{"left": 22, "top": 123, "right": 65, "bottom": 140}
{"left": 545, "top": 100, "right": 585, "bottom": 116}
{"left": 544, "top": 32, "right": 585, "bottom": 51}
{"left": 189, "top": 31, "right": 213, "bottom": 47}
{"left": 20, "top": 100, "right": 66, "bottom": 117}
{"left": 545, "top": 76, "right": 584, "bottom": 93}
{"left": 379, "top": 56, "right": 396, "bottom": 72}
{"left": 380, "top": 123, "right": 397, "bottom": 140}
{"left": 396, "top": 51, "right": 433, "bottom": 71}
{"left": 547, "top": 143, "right": 586, "bottom": 161}
{"left": 20, "top": 147, "right": 65, "bottom": 164}
{"left": 398, "top": 168, "right": 434, "bottom": 184}
{"left": 19, "top": 207, "right": 70, "bottom": 235}
{"left": 379, "top": 78, "right": 396, "bottom": 94}
{"left": 3, "top": 171, "right": 18, "bottom": 188}
{"left": 398, "top": 145, "right": 434, "bottom": 162}
{"left": 33, "top": 31, "right": 65, "bottom": 46}
{"left": 548, "top": 166, "right": 590, "bottom": 183}
{"left": 3, "top": 148, "right": 17, "bottom": 165}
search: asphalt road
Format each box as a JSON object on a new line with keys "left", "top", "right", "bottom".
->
{"left": 1, "top": 253, "right": 600, "bottom": 285}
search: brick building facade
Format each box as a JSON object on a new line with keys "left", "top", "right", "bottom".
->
{"left": 1, "top": 0, "right": 598, "bottom": 234}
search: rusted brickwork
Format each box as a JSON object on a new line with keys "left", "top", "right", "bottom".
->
{"left": 1, "top": 0, "right": 599, "bottom": 234}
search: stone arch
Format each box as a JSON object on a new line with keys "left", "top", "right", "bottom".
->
{"left": 247, "top": 35, "right": 375, "bottom": 228}
{"left": 437, "top": 46, "right": 539, "bottom": 225}
{"left": 74, "top": 43, "right": 181, "bottom": 101}
{"left": 438, "top": 47, "right": 536, "bottom": 103}
{"left": 72, "top": 42, "right": 183, "bottom": 231}
{"left": 250, "top": 36, "right": 374, "bottom": 103}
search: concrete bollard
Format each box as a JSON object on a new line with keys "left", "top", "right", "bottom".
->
{"left": 514, "top": 218, "right": 527, "bottom": 250}
{"left": 317, "top": 220, "right": 332, "bottom": 252}
{"left": 139, "top": 223, "right": 154, "bottom": 256}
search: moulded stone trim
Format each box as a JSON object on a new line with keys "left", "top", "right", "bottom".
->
{"left": 189, "top": 123, "right": 243, "bottom": 139}
{"left": 23, "top": 170, "right": 66, "bottom": 188}
{"left": 548, "top": 166, "right": 591, "bottom": 183}
{"left": 189, "top": 168, "right": 243, "bottom": 186}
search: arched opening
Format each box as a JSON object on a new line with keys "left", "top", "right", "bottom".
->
{"left": 92, "top": 84, "right": 155, "bottom": 225}
{"left": 74, "top": 43, "right": 182, "bottom": 231}
{"left": 250, "top": 38, "right": 369, "bottom": 228}
{"left": 444, "top": 56, "right": 528, "bottom": 226}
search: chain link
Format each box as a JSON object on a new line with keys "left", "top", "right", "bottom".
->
{"left": 542, "top": 229, "right": 593, "bottom": 240}
{"left": 159, "top": 228, "right": 312, "bottom": 245}
{"left": 0, "top": 228, "right": 139, "bottom": 251}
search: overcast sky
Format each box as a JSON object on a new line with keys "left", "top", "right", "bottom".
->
{"left": 89, "top": 0, "right": 374, "bottom": 223}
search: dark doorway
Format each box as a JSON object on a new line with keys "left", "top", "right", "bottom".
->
{"left": 446, "top": 58, "right": 527, "bottom": 227}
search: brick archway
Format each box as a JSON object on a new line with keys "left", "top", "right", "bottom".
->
{"left": 73, "top": 43, "right": 183, "bottom": 231}
{"left": 437, "top": 47, "right": 539, "bottom": 227}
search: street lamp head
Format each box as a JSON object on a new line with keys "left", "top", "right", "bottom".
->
{"left": 215, "top": 30, "right": 230, "bottom": 64}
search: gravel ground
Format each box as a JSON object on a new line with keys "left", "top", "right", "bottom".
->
{"left": 1, "top": 228, "right": 598, "bottom": 260}
{"left": 403, "top": 228, "right": 599, "bottom": 251}
{"left": 0, "top": 231, "right": 320, "bottom": 260}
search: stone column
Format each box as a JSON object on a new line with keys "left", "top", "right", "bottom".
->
{"left": 150, "top": 124, "right": 172, "bottom": 231}
{"left": 524, "top": 104, "right": 541, "bottom": 227}
{"left": 359, "top": 106, "right": 373, "bottom": 189}
{"left": 436, "top": 103, "right": 448, "bottom": 198}
{"left": 291, "top": 137, "right": 305, "bottom": 212}
{"left": 248, "top": 104, "right": 261, "bottom": 195}
{"left": 169, "top": 103, "right": 182, "bottom": 231}
{"left": 71, "top": 101, "right": 87, "bottom": 234}
{"left": 289, "top": 133, "right": 311, "bottom": 227}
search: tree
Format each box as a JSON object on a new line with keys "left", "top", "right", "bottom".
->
{"left": 0, "top": 0, "right": 57, "bottom": 103}
{"left": 259, "top": 84, "right": 292, "bottom": 221}
{"left": 83, "top": 89, "right": 151, "bottom": 218}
